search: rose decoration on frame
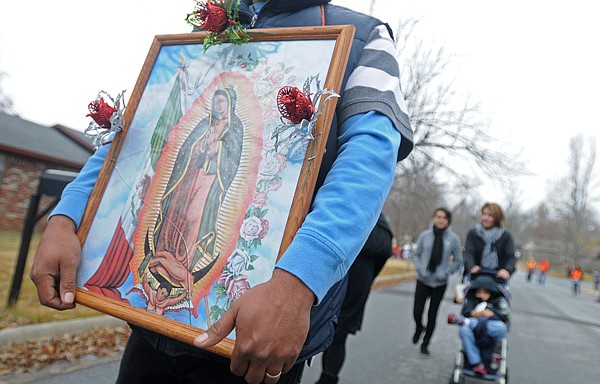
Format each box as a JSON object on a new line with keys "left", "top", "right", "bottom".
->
{"left": 186, "top": 0, "right": 251, "bottom": 52}
{"left": 272, "top": 75, "right": 339, "bottom": 151}
{"left": 85, "top": 90, "right": 127, "bottom": 148}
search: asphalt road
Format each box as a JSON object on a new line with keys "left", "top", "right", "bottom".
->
{"left": 9, "top": 270, "right": 600, "bottom": 384}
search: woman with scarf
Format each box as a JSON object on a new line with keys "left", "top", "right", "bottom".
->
{"left": 411, "top": 208, "right": 463, "bottom": 355}
{"left": 464, "top": 202, "right": 516, "bottom": 282}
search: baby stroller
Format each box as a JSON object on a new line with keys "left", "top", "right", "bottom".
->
{"left": 449, "top": 271, "right": 511, "bottom": 384}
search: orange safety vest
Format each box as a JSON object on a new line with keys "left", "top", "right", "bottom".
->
{"left": 526, "top": 259, "right": 536, "bottom": 270}
{"left": 572, "top": 268, "right": 583, "bottom": 280}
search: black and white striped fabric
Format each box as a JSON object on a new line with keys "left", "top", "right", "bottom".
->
{"left": 337, "top": 25, "right": 413, "bottom": 160}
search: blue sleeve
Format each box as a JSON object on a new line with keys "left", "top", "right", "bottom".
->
{"left": 50, "top": 144, "right": 110, "bottom": 228}
{"left": 275, "top": 111, "right": 401, "bottom": 303}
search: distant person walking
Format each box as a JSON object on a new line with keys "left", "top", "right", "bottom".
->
{"left": 538, "top": 259, "right": 550, "bottom": 285}
{"left": 464, "top": 202, "right": 516, "bottom": 282}
{"left": 411, "top": 208, "right": 463, "bottom": 356}
{"left": 566, "top": 264, "right": 573, "bottom": 278}
{"left": 526, "top": 257, "right": 536, "bottom": 283}
{"left": 571, "top": 265, "right": 584, "bottom": 296}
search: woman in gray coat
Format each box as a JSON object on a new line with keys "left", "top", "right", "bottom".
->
{"left": 411, "top": 208, "right": 463, "bottom": 355}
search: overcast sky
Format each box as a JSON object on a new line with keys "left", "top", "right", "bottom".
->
{"left": 1, "top": 0, "right": 598, "bottom": 210}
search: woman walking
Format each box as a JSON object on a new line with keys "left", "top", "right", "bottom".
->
{"left": 412, "top": 208, "right": 463, "bottom": 355}
{"left": 464, "top": 202, "right": 516, "bottom": 281}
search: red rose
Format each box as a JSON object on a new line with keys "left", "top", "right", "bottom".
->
{"left": 86, "top": 98, "right": 117, "bottom": 128}
{"left": 258, "top": 217, "right": 269, "bottom": 239}
{"left": 251, "top": 192, "right": 268, "bottom": 207}
{"left": 197, "top": 1, "right": 229, "bottom": 33}
{"left": 226, "top": 275, "right": 250, "bottom": 301}
{"left": 277, "top": 86, "right": 315, "bottom": 124}
{"left": 216, "top": 270, "right": 232, "bottom": 287}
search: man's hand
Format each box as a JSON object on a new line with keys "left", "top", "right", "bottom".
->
{"left": 470, "top": 265, "right": 481, "bottom": 274}
{"left": 30, "top": 215, "right": 81, "bottom": 310}
{"left": 194, "top": 268, "right": 315, "bottom": 384}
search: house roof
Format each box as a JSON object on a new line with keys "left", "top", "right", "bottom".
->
{"left": 0, "top": 111, "right": 94, "bottom": 169}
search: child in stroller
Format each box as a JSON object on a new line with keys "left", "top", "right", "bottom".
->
{"left": 448, "top": 272, "right": 511, "bottom": 379}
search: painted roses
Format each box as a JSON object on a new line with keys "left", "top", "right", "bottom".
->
{"left": 240, "top": 216, "right": 269, "bottom": 241}
{"left": 228, "top": 249, "right": 251, "bottom": 275}
{"left": 216, "top": 272, "right": 251, "bottom": 302}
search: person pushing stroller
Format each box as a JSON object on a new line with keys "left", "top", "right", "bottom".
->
{"left": 448, "top": 274, "right": 510, "bottom": 376}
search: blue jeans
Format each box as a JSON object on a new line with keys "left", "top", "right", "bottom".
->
{"left": 538, "top": 272, "right": 547, "bottom": 285}
{"left": 459, "top": 319, "right": 506, "bottom": 365}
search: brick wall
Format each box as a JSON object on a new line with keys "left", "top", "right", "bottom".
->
{"left": 0, "top": 153, "right": 76, "bottom": 231}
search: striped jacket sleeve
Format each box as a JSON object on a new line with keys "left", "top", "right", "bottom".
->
{"left": 337, "top": 25, "right": 413, "bottom": 160}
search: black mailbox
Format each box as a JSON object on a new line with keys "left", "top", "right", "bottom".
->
{"left": 38, "top": 169, "right": 78, "bottom": 196}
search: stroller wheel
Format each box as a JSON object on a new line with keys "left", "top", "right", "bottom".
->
{"left": 496, "top": 368, "right": 509, "bottom": 384}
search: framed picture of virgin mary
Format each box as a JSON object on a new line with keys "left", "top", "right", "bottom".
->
{"left": 75, "top": 26, "right": 355, "bottom": 358}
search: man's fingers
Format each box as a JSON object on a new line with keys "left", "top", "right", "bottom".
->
{"left": 193, "top": 305, "right": 236, "bottom": 348}
{"left": 244, "top": 364, "right": 286, "bottom": 384}
{"left": 263, "top": 368, "right": 284, "bottom": 384}
{"left": 32, "top": 273, "right": 74, "bottom": 310}
{"left": 32, "top": 273, "right": 59, "bottom": 307}
{"left": 59, "top": 258, "right": 78, "bottom": 305}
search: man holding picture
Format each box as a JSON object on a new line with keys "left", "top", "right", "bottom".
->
{"left": 30, "top": 1, "right": 413, "bottom": 383}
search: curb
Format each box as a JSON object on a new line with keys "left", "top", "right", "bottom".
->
{"left": 0, "top": 315, "right": 127, "bottom": 347}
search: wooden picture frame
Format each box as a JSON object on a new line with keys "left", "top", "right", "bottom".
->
{"left": 74, "top": 26, "right": 355, "bottom": 357}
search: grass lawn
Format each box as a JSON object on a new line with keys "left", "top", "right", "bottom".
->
{"left": 378, "top": 257, "right": 414, "bottom": 277}
{"left": 0, "top": 230, "right": 100, "bottom": 330}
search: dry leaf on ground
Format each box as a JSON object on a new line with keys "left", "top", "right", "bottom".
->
{"left": 0, "top": 326, "right": 130, "bottom": 376}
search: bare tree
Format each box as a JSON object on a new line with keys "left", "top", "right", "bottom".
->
{"left": 395, "top": 19, "right": 523, "bottom": 187}
{"left": 384, "top": 156, "right": 444, "bottom": 241}
{"left": 0, "top": 71, "right": 14, "bottom": 112}
{"left": 384, "top": 18, "right": 525, "bottom": 240}
{"left": 446, "top": 195, "right": 482, "bottom": 239}
{"left": 367, "top": 0, "right": 377, "bottom": 16}
{"left": 548, "top": 134, "right": 598, "bottom": 265}
{"left": 503, "top": 186, "right": 529, "bottom": 234}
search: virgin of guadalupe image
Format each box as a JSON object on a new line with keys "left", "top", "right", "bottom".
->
{"left": 130, "top": 73, "right": 263, "bottom": 320}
